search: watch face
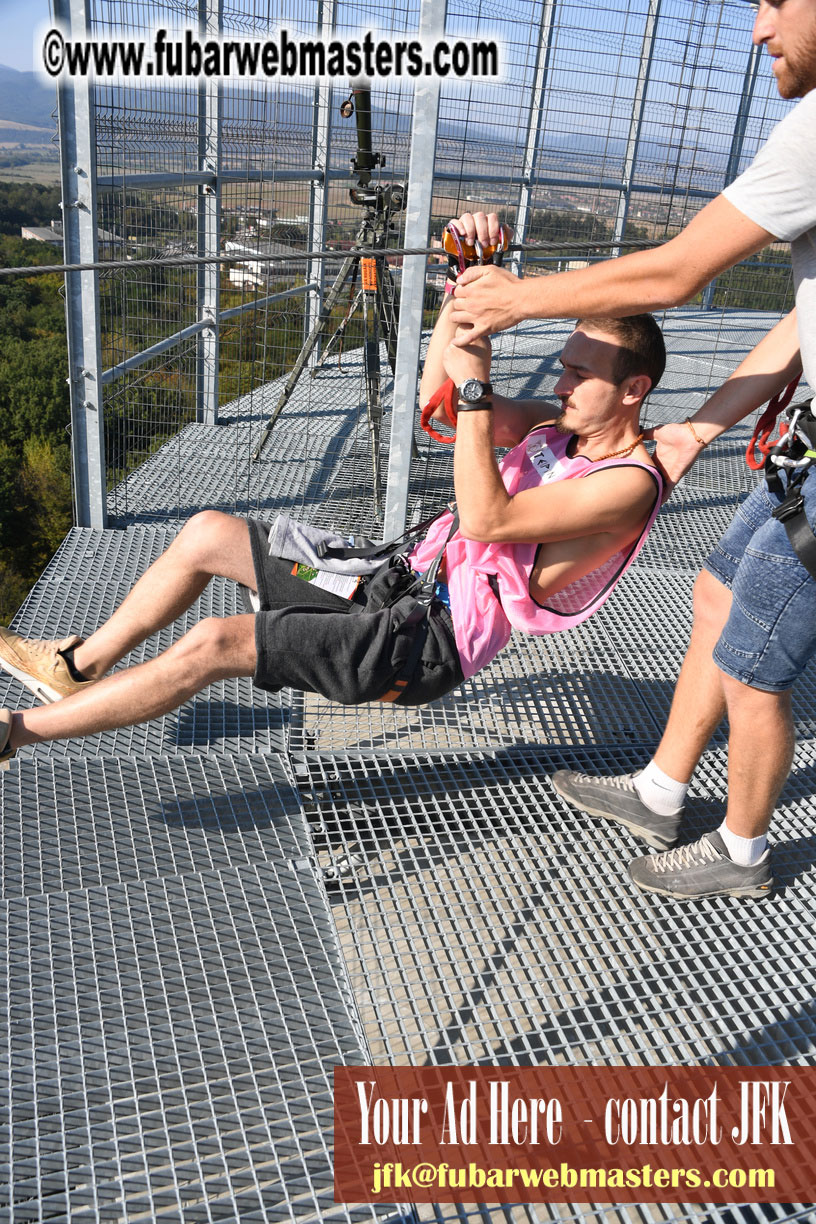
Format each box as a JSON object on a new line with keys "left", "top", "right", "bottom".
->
{"left": 460, "top": 378, "right": 485, "bottom": 403}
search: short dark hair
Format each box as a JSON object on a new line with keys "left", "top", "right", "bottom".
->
{"left": 576, "top": 313, "right": 666, "bottom": 396}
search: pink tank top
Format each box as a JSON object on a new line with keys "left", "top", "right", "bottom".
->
{"left": 408, "top": 425, "right": 662, "bottom": 679}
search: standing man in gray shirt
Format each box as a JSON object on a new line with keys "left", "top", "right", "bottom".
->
{"left": 449, "top": 0, "right": 816, "bottom": 900}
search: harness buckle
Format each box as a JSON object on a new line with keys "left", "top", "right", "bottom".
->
{"left": 772, "top": 492, "right": 806, "bottom": 525}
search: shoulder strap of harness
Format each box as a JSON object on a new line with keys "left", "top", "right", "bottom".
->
{"left": 763, "top": 399, "right": 816, "bottom": 580}
{"left": 766, "top": 464, "right": 816, "bottom": 581}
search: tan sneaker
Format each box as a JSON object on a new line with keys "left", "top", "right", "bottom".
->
{"left": 0, "top": 628, "right": 95, "bottom": 704}
{"left": 0, "top": 709, "right": 14, "bottom": 769}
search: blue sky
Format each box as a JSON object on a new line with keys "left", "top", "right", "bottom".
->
{"left": 3, "top": 0, "right": 52, "bottom": 72}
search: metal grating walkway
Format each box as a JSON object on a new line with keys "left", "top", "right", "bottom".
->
{"left": 2, "top": 316, "right": 815, "bottom": 1222}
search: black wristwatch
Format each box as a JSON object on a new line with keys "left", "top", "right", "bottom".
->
{"left": 457, "top": 379, "right": 494, "bottom": 410}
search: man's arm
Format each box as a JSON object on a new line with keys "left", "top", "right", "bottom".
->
{"left": 648, "top": 308, "right": 802, "bottom": 489}
{"left": 449, "top": 198, "right": 776, "bottom": 343}
{"left": 442, "top": 339, "right": 656, "bottom": 546}
{"left": 420, "top": 293, "right": 557, "bottom": 446}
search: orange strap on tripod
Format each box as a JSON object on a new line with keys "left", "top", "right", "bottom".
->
{"left": 745, "top": 374, "right": 802, "bottom": 470}
{"left": 420, "top": 378, "right": 458, "bottom": 443}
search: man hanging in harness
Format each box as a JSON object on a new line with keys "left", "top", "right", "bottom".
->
{"left": 0, "top": 224, "right": 664, "bottom": 765}
{"left": 450, "top": 0, "right": 816, "bottom": 901}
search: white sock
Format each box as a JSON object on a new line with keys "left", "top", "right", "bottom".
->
{"left": 633, "top": 760, "right": 688, "bottom": 816}
{"left": 717, "top": 819, "right": 767, "bottom": 866}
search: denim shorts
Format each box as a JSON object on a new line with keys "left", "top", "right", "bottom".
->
{"left": 703, "top": 469, "right": 816, "bottom": 692}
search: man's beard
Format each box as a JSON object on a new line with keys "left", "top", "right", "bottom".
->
{"left": 772, "top": 36, "right": 816, "bottom": 99}
{"left": 554, "top": 407, "right": 570, "bottom": 435}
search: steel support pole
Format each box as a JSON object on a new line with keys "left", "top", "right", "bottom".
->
{"left": 512, "top": 0, "right": 557, "bottom": 277}
{"left": 306, "top": 0, "right": 336, "bottom": 357}
{"left": 702, "top": 38, "right": 762, "bottom": 309}
{"left": 612, "top": 0, "right": 661, "bottom": 255}
{"left": 197, "top": 0, "right": 222, "bottom": 424}
{"left": 55, "top": 0, "right": 106, "bottom": 529}
{"left": 382, "top": 0, "right": 446, "bottom": 540}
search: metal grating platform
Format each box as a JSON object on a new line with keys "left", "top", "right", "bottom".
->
{"left": 0, "top": 752, "right": 307, "bottom": 899}
{"left": 302, "top": 745, "right": 816, "bottom": 1068}
{"left": 0, "top": 860, "right": 380, "bottom": 1223}
{"left": 3, "top": 316, "right": 815, "bottom": 1221}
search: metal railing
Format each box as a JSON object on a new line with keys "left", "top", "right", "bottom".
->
{"left": 44, "top": 0, "right": 794, "bottom": 534}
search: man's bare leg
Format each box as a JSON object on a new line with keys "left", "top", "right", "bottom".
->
{"left": 627, "top": 665, "right": 786, "bottom": 896}
{"left": 9, "top": 613, "right": 257, "bottom": 750}
{"left": 651, "top": 568, "right": 731, "bottom": 783}
{"left": 552, "top": 568, "right": 732, "bottom": 846}
{"left": 720, "top": 675, "right": 795, "bottom": 839}
{"left": 72, "top": 511, "right": 256, "bottom": 680}
{"left": 627, "top": 582, "right": 786, "bottom": 895}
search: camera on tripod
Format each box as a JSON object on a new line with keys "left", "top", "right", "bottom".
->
{"left": 252, "top": 80, "right": 407, "bottom": 511}
{"left": 349, "top": 183, "right": 406, "bottom": 214}
{"left": 342, "top": 84, "right": 406, "bottom": 218}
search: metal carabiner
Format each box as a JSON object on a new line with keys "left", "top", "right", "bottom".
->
{"left": 769, "top": 406, "right": 816, "bottom": 470}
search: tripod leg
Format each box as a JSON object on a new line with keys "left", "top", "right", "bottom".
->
{"left": 251, "top": 254, "right": 358, "bottom": 461}
{"left": 361, "top": 258, "right": 383, "bottom": 518}
{"left": 314, "top": 282, "right": 362, "bottom": 374}
{"left": 378, "top": 260, "right": 399, "bottom": 376}
{"left": 378, "top": 261, "right": 419, "bottom": 462}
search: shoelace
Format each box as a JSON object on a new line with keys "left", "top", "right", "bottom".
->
{"left": 652, "top": 836, "right": 719, "bottom": 875}
{"left": 18, "top": 637, "right": 69, "bottom": 667}
{"left": 573, "top": 770, "right": 639, "bottom": 790}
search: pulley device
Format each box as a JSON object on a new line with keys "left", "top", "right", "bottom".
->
{"left": 419, "top": 221, "right": 512, "bottom": 443}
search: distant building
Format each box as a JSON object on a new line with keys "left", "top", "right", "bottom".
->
{"left": 22, "top": 220, "right": 122, "bottom": 252}
{"left": 225, "top": 237, "right": 308, "bottom": 288}
{"left": 21, "top": 222, "right": 62, "bottom": 245}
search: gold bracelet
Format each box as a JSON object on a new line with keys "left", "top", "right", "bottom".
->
{"left": 684, "top": 418, "right": 708, "bottom": 448}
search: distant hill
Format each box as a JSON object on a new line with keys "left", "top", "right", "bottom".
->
{"left": 0, "top": 61, "right": 784, "bottom": 193}
{"left": 0, "top": 65, "right": 56, "bottom": 129}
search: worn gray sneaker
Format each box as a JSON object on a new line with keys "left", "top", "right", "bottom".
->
{"left": 628, "top": 831, "right": 774, "bottom": 900}
{"left": 551, "top": 769, "right": 681, "bottom": 850}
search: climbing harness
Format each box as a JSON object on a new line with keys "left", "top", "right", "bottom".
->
{"left": 745, "top": 374, "right": 800, "bottom": 470}
{"left": 315, "top": 504, "right": 460, "bottom": 703}
{"left": 745, "top": 374, "right": 816, "bottom": 580}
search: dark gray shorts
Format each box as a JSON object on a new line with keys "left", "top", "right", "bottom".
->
{"left": 247, "top": 517, "right": 464, "bottom": 706}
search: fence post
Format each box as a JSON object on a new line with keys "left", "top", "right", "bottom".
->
{"left": 55, "top": 0, "right": 107, "bottom": 529}
{"left": 382, "top": 0, "right": 446, "bottom": 540}
{"left": 703, "top": 39, "right": 762, "bottom": 311}
{"left": 512, "top": 0, "right": 557, "bottom": 276}
{"left": 612, "top": 0, "right": 661, "bottom": 256}
{"left": 197, "top": 0, "right": 222, "bottom": 423}
{"left": 306, "top": 0, "right": 336, "bottom": 358}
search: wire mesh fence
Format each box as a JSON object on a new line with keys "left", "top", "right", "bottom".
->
{"left": 3, "top": 5, "right": 815, "bottom": 1219}
{"left": 48, "top": 0, "right": 793, "bottom": 530}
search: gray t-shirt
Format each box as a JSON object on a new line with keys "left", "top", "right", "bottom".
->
{"left": 723, "top": 89, "right": 816, "bottom": 389}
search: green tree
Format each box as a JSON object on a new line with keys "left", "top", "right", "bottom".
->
{"left": 20, "top": 437, "right": 73, "bottom": 566}
{"left": 0, "top": 182, "right": 61, "bottom": 235}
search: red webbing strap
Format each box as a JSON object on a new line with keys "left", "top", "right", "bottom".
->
{"left": 420, "top": 378, "right": 458, "bottom": 443}
{"left": 746, "top": 374, "right": 802, "bottom": 470}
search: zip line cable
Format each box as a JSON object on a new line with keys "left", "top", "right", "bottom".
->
{"left": 0, "top": 236, "right": 662, "bottom": 280}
